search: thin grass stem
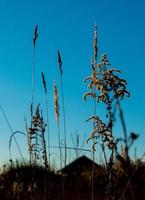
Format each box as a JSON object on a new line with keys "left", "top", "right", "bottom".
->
{"left": 0, "top": 106, "right": 25, "bottom": 165}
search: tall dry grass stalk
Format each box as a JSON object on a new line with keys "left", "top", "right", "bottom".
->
{"left": 27, "top": 25, "right": 39, "bottom": 167}
{"left": 41, "top": 72, "right": 51, "bottom": 168}
{"left": 29, "top": 25, "right": 38, "bottom": 166}
{"left": 84, "top": 25, "right": 130, "bottom": 200}
{"left": 54, "top": 80, "right": 62, "bottom": 169}
{"left": 31, "top": 25, "right": 38, "bottom": 118}
{"left": 57, "top": 50, "right": 67, "bottom": 167}
{"left": 92, "top": 24, "right": 98, "bottom": 200}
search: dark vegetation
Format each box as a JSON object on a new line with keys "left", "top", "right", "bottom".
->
{"left": 0, "top": 157, "right": 145, "bottom": 200}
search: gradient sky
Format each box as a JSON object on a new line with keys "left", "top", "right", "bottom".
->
{"left": 0, "top": 0, "right": 145, "bottom": 166}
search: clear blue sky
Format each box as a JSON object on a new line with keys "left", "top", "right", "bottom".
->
{"left": 0, "top": 0, "right": 145, "bottom": 166}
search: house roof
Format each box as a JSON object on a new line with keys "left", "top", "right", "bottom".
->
{"left": 59, "top": 155, "right": 101, "bottom": 175}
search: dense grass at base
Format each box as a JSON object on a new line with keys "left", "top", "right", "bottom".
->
{"left": 0, "top": 160, "right": 145, "bottom": 200}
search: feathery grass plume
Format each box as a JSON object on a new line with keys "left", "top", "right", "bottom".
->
{"left": 41, "top": 72, "right": 47, "bottom": 93}
{"left": 57, "top": 50, "right": 67, "bottom": 167}
{"left": 0, "top": 106, "right": 25, "bottom": 165}
{"left": 93, "top": 23, "right": 98, "bottom": 65}
{"left": 41, "top": 72, "right": 50, "bottom": 168}
{"left": 57, "top": 50, "right": 63, "bottom": 75}
{"left": 33, "top": 24, "right": 38, "bottom": 47}
{"left": 54, "top": 80, "right": 59, "bottom": 125}
{"left": 53, "top": 80, "right": 62, "bottom": 169}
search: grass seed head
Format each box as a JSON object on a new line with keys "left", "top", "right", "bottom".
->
{"left": 54, "top": 80, "right": 59, "bottom": 125}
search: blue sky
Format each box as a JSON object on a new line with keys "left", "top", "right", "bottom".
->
{"left": 0, "top": 0, "right": 145, "bottom": 166}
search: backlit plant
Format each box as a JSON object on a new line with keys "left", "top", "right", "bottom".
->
{"left": 83, "top": 25, "right": 130, "bottom": 199}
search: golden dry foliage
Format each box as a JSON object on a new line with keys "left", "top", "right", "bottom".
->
{"left": 84, "top": 52, "right": 130, "bottom": 151}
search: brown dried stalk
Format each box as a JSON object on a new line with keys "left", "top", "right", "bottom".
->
{"left": 31, "top": 25, "right": 38, "bottom": 118}
{"left": 57, "top": 50, "right": 67, "bottom": 167}
{"left": 53, "top": 80, "right": 62, "bottom": 169}
{"left": 54, "top": 80, "right": 59, "bottom": 125}
{"left": 41, "top": 72, "right": 51, "bottom": 168}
